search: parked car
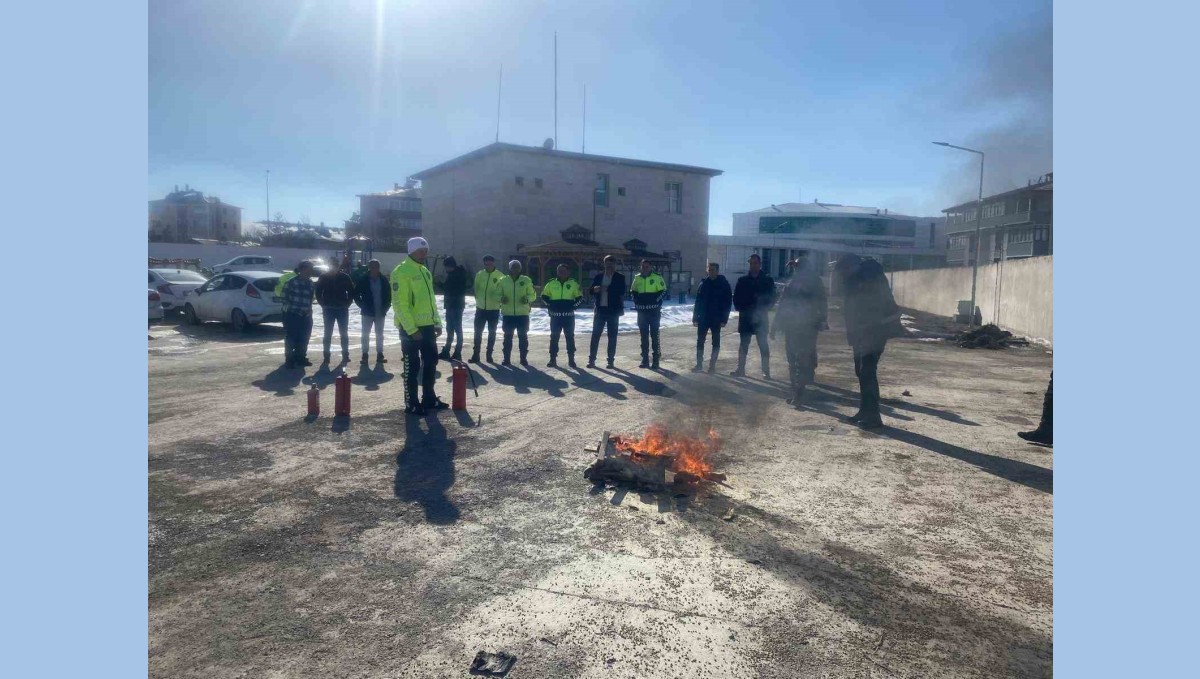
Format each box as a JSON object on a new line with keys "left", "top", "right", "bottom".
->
{"left": 149, "top": 268, "right": 209, "bottom": 314}
{"left": 181, "top": 271, "right": 284, "bottom": 332}
{"left": 212, "top": 255, "right": 273, "bottom": 274}
{"left": 148, "top": 289, "right": 164, "bottom": 323}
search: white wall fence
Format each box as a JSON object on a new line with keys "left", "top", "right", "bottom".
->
{"left": 889, "top": 255, "right": 1052, "bottom": 343}
{"left": 148, "top": 243, "right": 410, "bottom": 274}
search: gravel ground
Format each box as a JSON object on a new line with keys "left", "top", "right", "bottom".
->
{"left": 149, "top": 306, "right": 1053, "bottom": 678}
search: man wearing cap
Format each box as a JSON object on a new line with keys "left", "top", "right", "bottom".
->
{"left": 631, "top": 259, "right": 668, "bottom": 369}
{"left": 541, "top": 263, "right": 583, "bottom": 368}
{"left": 498, "top": 259, "right": 536, "bottom": 366}
{"left": 391, "top": 237, "right": 447, "bottom": 415}
{"left": 470, "top": 255, "right": 504, "bottom": 363}
{"left": 281, "top": 260, "right": 315, "bottom": 369}
{"left": 439, "top": 256, "right": 468, "bottom": 361}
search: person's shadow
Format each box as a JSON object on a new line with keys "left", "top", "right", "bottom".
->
{"left": 563, "top": 367, "right": 628, "bottom": 400}
{"left": 251, "top": 364, "right": 304, "bottom": 396}
{"left": 606, "top": 366, "right": 672, "bottom": 397}
{"left": 476, "top": 362, "right": 569, "bottom": 396}
{"left": 353, "top": 363, "right": 394, "bottom": 392}
{"left": 394, "top": 415, "right": 460, "bottom": 524}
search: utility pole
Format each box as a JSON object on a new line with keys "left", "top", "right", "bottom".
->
{"left": 553, "top": 32, "right": 558, "bottom": 149}
{"left": 933, "top": 142, "right": 985, "bottom": 327}
{"left": 495, "top": 65, "right": 502, "bottom": 143}
{"left": 582, "top": 84, "right": 586, "bottom": 153}
{"left": 265, "top": 170, "right": 270, "bottom": 231}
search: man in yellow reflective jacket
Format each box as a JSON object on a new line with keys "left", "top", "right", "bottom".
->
{"left": 497, "top": 259, "right": 536, "bottom": 366}
{"left": 541, "top": 263, "right": 583, "bottom": 368}
{"left": 631, "top": 259, "right": 668, "bottom": 369}
{"left": 390, "top": 237, "right": 446, "bottom": 415}
{"left": 470, "top": 255, "right": 504, "bottom": 363}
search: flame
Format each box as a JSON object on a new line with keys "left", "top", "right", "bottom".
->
{"left": 611, "top": 424, "right": 720, "bottom": 477}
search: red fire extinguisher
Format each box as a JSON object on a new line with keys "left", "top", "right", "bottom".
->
{"left": 452, "top": 362, "right": 468, "bottom": 411}
{"left": 334, "top": 372, "right": 352, "bottom": 417}
{"left": 307, "top": 383, "right": 320, "bottom": 417}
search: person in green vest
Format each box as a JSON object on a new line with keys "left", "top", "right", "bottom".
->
{"left": 391, "top": 237, "right": 446, "bottom": 416}
{"left": 541, "top": 263, "right": 583, "bottom": 368}
{"left": 275, "top": 267, "right": 299, "bottom": 362}
{"left": 470, "top": 255, "right": 505, "bottom": 364}
{"left": 497, "top": 259, "right": 536, "bottom": 366}
{"left": 631, "top": 259, "right": 669, "bottom": 368}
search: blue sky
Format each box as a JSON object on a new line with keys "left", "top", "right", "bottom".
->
{"left": 149, "top": 0, "right": 1051, "bottom": 234}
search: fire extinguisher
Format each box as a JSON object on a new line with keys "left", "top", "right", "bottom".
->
{"left": 452, "top": 362, "right": 468, "bottom": 411}
{"left": 334, "top": 372, "right": 352, "bottom": 417}
{"left": 307, "top": 383, "right": 320, "bottom": 417}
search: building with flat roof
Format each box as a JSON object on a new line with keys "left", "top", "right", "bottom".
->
{"left": 412, "top": 142, "right": 722, "bottom": 288}
{"left": 353, "top": 179, "right": 422, "bottom": 250}
{"left": 149, "top": 186, "right": 242, "bottom": 242}
{"left": 709, "top": 201, "right": 945, "bottom": 280}
{"left": 943, "top": 172, "right": 1052, "bottom": 266}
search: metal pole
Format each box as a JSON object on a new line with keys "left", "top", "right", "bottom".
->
{"left": 265, "top": 170, "right": 270, "bottom": 232}
{"left": 553, "top": 32, "right": 558, "bottom": 150}
{"left": 968, "top": 153, "right": 984, "bottom": 327}
{"left": 582, "top": 84, "right": 586, "bottom": 153}
{"left": 496, "top": 65, "right": 502, "bottom": 143}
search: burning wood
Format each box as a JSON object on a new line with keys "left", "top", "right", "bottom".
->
{"left": 585, "top": 425, "right": 724, "bottom": 491}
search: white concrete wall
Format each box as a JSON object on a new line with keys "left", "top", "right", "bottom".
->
{"left": 421, "top": 147, "right": 713, "bottom": 281}
{"left": 147, "top": 243, "right": 410, "bottom": 274}
{"left": 889, "top": 255, "right": 1052, "bottom": 343}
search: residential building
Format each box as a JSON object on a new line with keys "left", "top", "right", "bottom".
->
{"left": 353, "top": 179, "right": 423, "bottom": 248}
{"left": 709, "top": 202, "right": 945, "bottom": 280}
{"left": 943, "top": 172, "right": 1053, "bottom": 266}
{"left": 411, "top": 142, "right": 722, "bottom": 288}
{"left": 149, "top": 185, "right": 242, "bottom": 241}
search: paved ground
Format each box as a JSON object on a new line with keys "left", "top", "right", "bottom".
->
{"left": 149, "top": 306, "right": 1053, "bottom": 678}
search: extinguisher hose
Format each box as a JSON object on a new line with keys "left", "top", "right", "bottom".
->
{"left": 459, "top": 359, "right": 480, "bottom": 397}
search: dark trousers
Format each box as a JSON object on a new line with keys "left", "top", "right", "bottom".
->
{"left": 1037, "top": 372, "right": 1053, "bottom": 434}
{"left": 853, "top": 346, "right": 885, "bottom": 416}
{"left": 549, "top": 315, "right": 576, "bottom": 359}
{"left": 502, "top": 315, "right": 530, "bottom": 361}
{"left": 442, "top": 307, "right": 464, "bottom": 356}
{"left": 283, "top": 311, "right": 312, "bottom": 365}
{"left": 737, "top": 322, "right": 770, "bottom": 373}
{"left": 637, "top": 309, "right": 662, "bottom": 360}
{"left": 784, "top": 328, "right": 819, "bottom": 390}
{"left": 696, "top": 321, "right": 722, "bottom": 365}
{"left": 400, "top": 325, "right": 439, "bottom": 407}
{"left": 473, "top": 310, "right": 499, "bottom": 358}
{"left": 589, "top": 310, "right": 620, "bottom": 362}
{"left": 321, "top": 306, "right": 349, "bottom": 357}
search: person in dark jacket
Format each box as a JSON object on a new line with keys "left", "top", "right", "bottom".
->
{"left": 835, "top": 254, "right": 904, "bottom": 428}
{"left": 541, "top": 264, "right": 584, "bottom": 367}
{"left": 587, "top": 255, "right": 626, "bottom": 369}
{"left": 1018, "top": 373, "right": 1053, "bottom": 445}
{"left": 353, "top": 259, "right": 391, "bottom": 365}
{"left": 439, "top": 256, "right": 469, "bottom": 361}
{"left": 692, "top": 262, "right": 732, "bottom": 373}
{"left": 731, "top": 254, "right": 776, "bottom": 378}
{"left": 315, "top": 256, "right": 356, "bottom": 364}
{"left": 771, "top": 256, "right": 827, "bottom": 405}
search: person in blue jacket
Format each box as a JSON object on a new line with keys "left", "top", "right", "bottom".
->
{"left": 692, "top": 262, "right": 732, "bottom": 373}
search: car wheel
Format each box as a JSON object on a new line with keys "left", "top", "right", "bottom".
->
{"left": 231, "top": 308, "right": 249, "bottom": 333}
{"left": 183, "top": 304, "right": 200, "bottom": 325}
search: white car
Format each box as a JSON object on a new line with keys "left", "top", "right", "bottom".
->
{"left": 182, "top": 271, "right": 284, "bottom": 332}
{"left": 212, "top": 255, "right": 273, "bottom": 274}
{"left": 149, "top": 289, "right": 164, "bottom": 323}
{"left": 149, "top": 268, "right": 209, "bottom": 314}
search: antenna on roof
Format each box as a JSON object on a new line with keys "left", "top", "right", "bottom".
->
{"left": 582, "top": 84, "right": 587, "bottom": 153}
{"left": 553, "top": 31, "right": 558, "bottom": 150}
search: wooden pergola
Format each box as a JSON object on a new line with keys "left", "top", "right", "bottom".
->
{"left": 519, "top": 226, "right": 681, "bottom": 301}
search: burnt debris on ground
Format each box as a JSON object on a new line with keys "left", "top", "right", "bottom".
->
{"left": 954, "top": 323, "right": 1030, "bottom": 349}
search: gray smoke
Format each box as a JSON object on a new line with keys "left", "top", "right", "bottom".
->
{"left": 939, "top": 10, "right": 1052, "bottom": 204}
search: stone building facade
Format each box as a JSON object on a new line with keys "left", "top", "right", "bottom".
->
{"left": 412, "top": 143, "right": 721, "bottom": 286}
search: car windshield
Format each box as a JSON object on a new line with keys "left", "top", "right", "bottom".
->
{"left": 253, "top": 278, "right": 279, "bottom": 291}
{"left": 157, "top": 270, "right": 207, "bottom": 283}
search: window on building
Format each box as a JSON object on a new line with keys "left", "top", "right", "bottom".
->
{"left": 617, "top": 187, "right": 626, "bottom": 197}
{"left": 534, "top": 178, "right": 543, "bottom": 189}
{"left": 515, "top": 176, "right": 524, "bottom": 187}
{"left": 666, "top": 182, "right": 682, "bottom": 213}
{"left": 594, "top": 173, "right": 609, "bottom": 207}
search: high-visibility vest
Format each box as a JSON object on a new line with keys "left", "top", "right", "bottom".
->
{"left": 390, "top": 257, "right": 441, "bottom": 334}
{"left": 497, "top": 275, "right": 536, "bottom": 316}
{"left": 631, "top": 272, "right": 667, "bottom": 310}
{"left": 541, "top": 278, "right": 582, "bottom": 317}
{"left": 274, "top": 271, "right": 297, "bottom": 298}
{"left": 474, "top": 269, "right": 505, "bottom": 311}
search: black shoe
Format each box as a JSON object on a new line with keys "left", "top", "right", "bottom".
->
{"left": 361, "top": 354, "right": 369, "bottom": 364}
{"left": 451, "top": 351, "right": 462, "bottom": 361}
{"left": 487, "top": 354, "right": 496, "bottom": 364}
{"left": 502, "top": 358, "right": 512, "bottom": 366}
{"left": 302, "top": 358, "right": 314, "bottom": 367}
{"left": 405, "top": 404, "right": 426, "bottom": 417}
{"left": 1018, "top": 428, "right": 1053, "bottom": 445}
{"left": 586, "top": 359, "right": 596, "bottom": 368}
{"left": 858, "top": 415, "right": 884, "bottom": 429}
{"left": 568, "top": 358, "right": 578, "bottom": 368}
{"left": 547, "top": 358, "right": 558, "bottom": 367}
{"left": 342, "top": 352, "right": 351, "bottom": 363}
{"left": 438, "top": 350, "right": 451, "bottom": 360}
{"left": 322, "top": 354, "right": 331, "bottom": 364}
{"left": 606, "top": 360, "right": 615, "bottom": 369}
{"left": 377, "top": 354, "right": 387, "bottom": 364}
{"left": 520, "top": 357, "right": 530, "bottom": 367}
{"left": 652, "top": 357, "right": 660, "bottom": 369}
{"left": 730, "top": 369, "right": 746, "bottom": 377}
{"left": 423, "top": 397, "right": 450, "bottom": 410}
{"left": 707, "top": 362, "right": 716, "bottom": 374}
{"left": 692, "top": 364, "right": 704, "bottom": 373}
{"left": 639, "top": 359, "right": 650, "bottom": 369}
{"left": 848, "top": 410, "right": 867, "bottom": 423}
{"left": 469, "top": 353, "right": 480, "bottom": 364}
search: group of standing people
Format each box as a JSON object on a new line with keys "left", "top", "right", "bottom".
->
{"left": 690, "top": 252, "right": 903, "bottom": 428}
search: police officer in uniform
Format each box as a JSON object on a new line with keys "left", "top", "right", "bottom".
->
{"left": 631, "top": 259, "right": 668, "bottom": 368}
{"left": 541, "top": 263, "right": 583, "bottom": 368}
{"left": 469, "top": 255, "right": 504, "bottom": 363}
{"left": 498, "top": 259, "right": 537, "bottom": 366}
{"left": 391, "top": 237, "right": 447, "bottom": 416}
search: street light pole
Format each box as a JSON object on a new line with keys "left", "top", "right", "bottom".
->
{"left": 933, "top": 142, "right": 985, "bottom": 328}
{"left": 265, "top": 170, "right": 271, "bottom": 231}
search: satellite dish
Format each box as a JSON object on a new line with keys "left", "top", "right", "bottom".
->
{"left": 542, "top": 138, "right": 554, "bottom": 150}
